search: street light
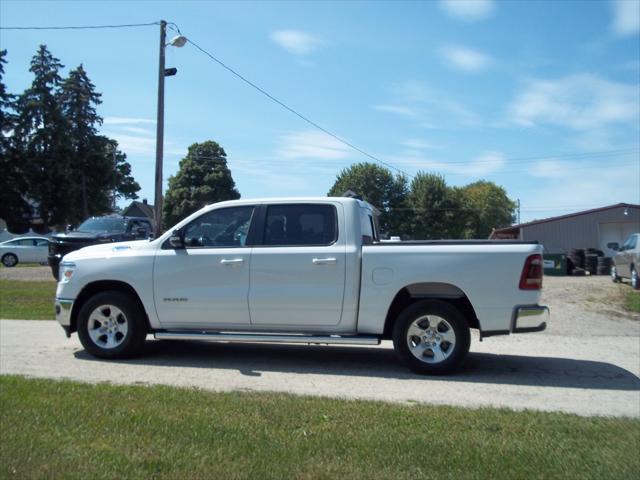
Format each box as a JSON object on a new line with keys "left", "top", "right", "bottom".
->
{"left": 154, "top": 20, "right": 186, "bottom": 237}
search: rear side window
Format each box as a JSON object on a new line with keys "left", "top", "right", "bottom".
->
{"left": 263, "top": 204, "right": 337, "bottom": 246}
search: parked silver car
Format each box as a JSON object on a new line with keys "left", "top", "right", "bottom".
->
{"left": 0, "top": 237, "right": 50, "bottom": 267}
{"left": 610, "top": 233, "right": 640, "bottom": 289}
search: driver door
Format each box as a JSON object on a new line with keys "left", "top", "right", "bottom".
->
{"left": 153, "top": 205, "right": 255, "bottom": 329}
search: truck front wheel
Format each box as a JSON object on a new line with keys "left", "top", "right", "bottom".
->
{"left": 393, "top": 300, "right": 470, "bottom": 375}
{"left": 77, "top": 291, "right": 147, "bottom": 359}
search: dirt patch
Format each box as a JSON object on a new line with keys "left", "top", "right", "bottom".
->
{"left": 0, "top": 266, "right": 54, "bottom": 282}
{"left": 541, "top": 276, "right": 639, "bottom": 337}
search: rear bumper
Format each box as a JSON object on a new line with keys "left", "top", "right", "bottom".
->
{"left": 512, "top": 305, "right": 548, "bottom": 333}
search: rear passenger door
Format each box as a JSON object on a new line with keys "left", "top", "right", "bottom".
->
{"left": 248, "top": 203, "right": 346, "bottom": 327}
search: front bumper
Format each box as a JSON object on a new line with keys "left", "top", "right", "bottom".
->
{"left": 55, "top": 298, "right": 73, "bottom": 336}
{"left": 48, "top": 254, "right": 62, "bottom": 280}
{"left": 512, "top": 305, "right": 548, "bottom": 333}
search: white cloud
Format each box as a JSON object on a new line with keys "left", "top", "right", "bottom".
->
{"left": 401, "top": 139, "right": 443, "bottom": 150}
{"left": 439, "top": 0, "right": 495, "bottom": 21}
{"left": 104, "top": 133, "right": 156, "bottom": 155}
{"left": 103, "top": 117, "right": 155, "bottom": 125}
{"left": 277, "top": 131, "right": 352, "bottom": 160}
{"left": 508, "top": 74, "right": 640, "bottom": 130}
{"left": 392, "top": 150, "right": 506, "bottom": 177}
{"left": 120, "top": 126, "right": 154, "bottom": 136}
{"left": 371, "top": 104, "right": 417, "bottom": 117}
{"left": 522, "top": 159, "right": 640, "bottom": 222}
{"left": 392, "top": 80, "right": 482, "bottom": 127}
{"left": 611, "top": 0, "right": 640, "bottom": 36}
{"left": 270, "top": 30, "right": 322, "bottom": 55}
{"left": 528, "top": 159, "right": 573, "bottom": 178}
{"left": 440, "top": 45, "right": 491, "bottom": 72}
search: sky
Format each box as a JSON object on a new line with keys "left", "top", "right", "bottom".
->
{"left": 1, "top": 0, "right": 639, "bottom": 223}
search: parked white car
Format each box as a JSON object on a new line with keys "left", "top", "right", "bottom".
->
{"left": 54, "top": 197, "right": 549, "bottom": 374}
{"left": 0, "top": 237, "right": 50, "bottom": 267}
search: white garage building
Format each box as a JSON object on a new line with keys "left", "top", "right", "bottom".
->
{"left": 490, "top": 203, "right": 640, "bottom": 256}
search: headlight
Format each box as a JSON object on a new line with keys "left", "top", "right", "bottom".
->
{"left": 59, "top": 262, "right": 76, "bottom": 283}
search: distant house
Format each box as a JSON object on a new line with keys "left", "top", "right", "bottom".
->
{"left": 490, "top": 203, "right": 640, "bottom": 256}
{"left": 123, "top": 199, "right": 155, "bottom": 226}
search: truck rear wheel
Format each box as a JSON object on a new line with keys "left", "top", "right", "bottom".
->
{"left": 393, "top": 299, "right": 470, "bottom": 375}
{"left": 77, "top": 291, "right": 147, "bottom": 359}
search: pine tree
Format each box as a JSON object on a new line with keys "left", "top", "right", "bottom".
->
{"left": 14, "top": 45, "right": 72, "bottom": 227}
{"left": 58, "top": 64, "right": 102, "bottom": 221}
{"left": 163, "top": 141, "right": 240, "bottom": 230}
{"left": 0, "top": 50, "right": 32, "bottom": 232}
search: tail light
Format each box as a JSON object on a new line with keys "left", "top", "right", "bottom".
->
{"left": 520, "top": 254, "right": 543, "bottom": 290}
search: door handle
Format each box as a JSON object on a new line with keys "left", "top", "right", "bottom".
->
{"left": 220, "top": 258, "right": 244, "bottom": 265}
{"left": 312, "top": 257, "right": 337, "bottom": 265}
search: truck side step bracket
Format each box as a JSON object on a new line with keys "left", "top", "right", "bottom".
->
{"left": 154, "top": 331, "right": 381, "bottom": 346}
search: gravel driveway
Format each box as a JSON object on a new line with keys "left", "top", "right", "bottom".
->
{"left": 1, "top": 276, "right": 639, "bottom": 417}
{"left": 0, "top": 266, "right": 53, "bottom": 282}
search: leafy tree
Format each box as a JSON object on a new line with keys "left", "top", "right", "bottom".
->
{"left": 163, "top": 141, "right": 241, "bottom": 229}
{"left": 327, "top": 162, "right": 409, "bottom": 235}
{"left": 406, "top": 172, "right": 465, "bottom": 239}
{"left": 0, "top": 50, "right": 32, "bottom": 232}
{"left": 14, "top": 45, "right": 72, "bottom": 227}
{"left": 460, "top": 180, "right": 516, "bottom": 238}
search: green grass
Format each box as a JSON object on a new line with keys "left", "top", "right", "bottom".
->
{"left": 0, "top": 279, "right": 56, "bottom": 319}
{"left": 1, "top": 376, "right": 638, "bottom": 480}
{"left": 626, "top": 290, "right": 640, "bottom": 313}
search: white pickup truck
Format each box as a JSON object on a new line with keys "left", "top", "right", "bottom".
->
{"left": 55, "top": 197, "right": 548, "bottom": 374}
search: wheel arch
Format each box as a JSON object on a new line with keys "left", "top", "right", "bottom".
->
{"left": 70, "top": 280, "right": 150, "bottom": 334}
{"left": 382, "top": 282, "right": 480, "bottom": 340}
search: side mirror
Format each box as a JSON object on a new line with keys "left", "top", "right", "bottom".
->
{"left": 607, "top": 242, "right": 619, "bottom": 251}
{"left": 169, "top": 230, "right": 184, "bottom": 249}
{"left": 65, "top": 224, "right": 75, "bottom": 233}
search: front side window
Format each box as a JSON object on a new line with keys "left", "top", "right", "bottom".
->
{"left": 621, "top": 236, "right": 634, "bottom": 251}
{"left": 263, "top": 204, "right": 337, "bottom": 246}
{"left": 183, "top": 206, "right": 254, "bottom": 248}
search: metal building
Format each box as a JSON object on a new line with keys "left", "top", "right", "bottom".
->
{"left": 490, "top": 203, "right": 640, "bottom": 256}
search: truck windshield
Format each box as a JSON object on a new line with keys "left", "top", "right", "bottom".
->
{"left": 77, "top": 218, "right": 126, "bottom": 233}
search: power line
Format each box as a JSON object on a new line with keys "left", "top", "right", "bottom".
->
{"left": 0, "top": 22, "right": 160, "bottom": 30}
{"left": 5, "top": 21, "right": 638, "bottom": 180}
{"left": 182, "top": 35, "right": 414, "bottom": 178}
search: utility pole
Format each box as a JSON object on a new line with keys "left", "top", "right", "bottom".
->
{"left": 517, "top": 198, "right": 521, "bottom": 224}
{"left": 112, "top": 146, "right": 117, "bottom": 211}
{"left": 153, "top": 20, "right": 167, "bottom": 238}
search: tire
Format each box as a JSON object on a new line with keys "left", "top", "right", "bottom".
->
{"left": 611, "top": 265, "right": 620, "bottom": 283}
{"left": 392, "top": 300, "right": 471, "bottom": 375}
{"left": 632, "top": 267, "right": 639, "bottom": 290}
{"left": 77, "top": 291, "right": 148, "bottom": 359}
{"left": 1, "top": 253, "right": 18, "bottom": 267}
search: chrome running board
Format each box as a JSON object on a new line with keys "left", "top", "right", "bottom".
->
{"left": 154, "top": 331, "right": 381, "bottom": 346}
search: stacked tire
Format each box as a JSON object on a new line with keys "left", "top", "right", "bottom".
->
{"left": 569, "top": 248, "right": 585, "bottom": 269}
{"left": 597, "top": 257, "right": 612, "bottom": 275}
{"left": 584, "top": 254, "right": 598, "bottom": 275}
